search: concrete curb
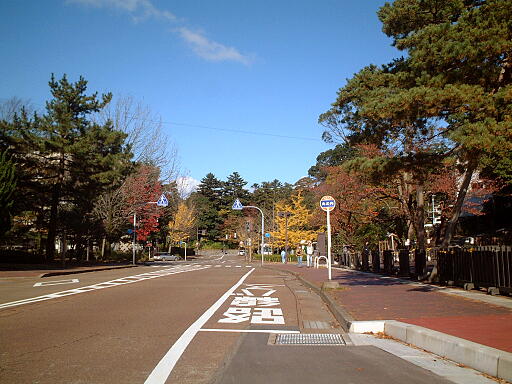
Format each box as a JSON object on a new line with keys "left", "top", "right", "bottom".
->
{"left": 39, "top": 265, "right": 138, "bottom": 278}
{"left": 381, "top": 320, "right": 512, "bottom": 382}
{"left": 263, "top": 265, "right": 354, "bottom": 332}
{"left": 265, "top": 265, "right": 512, "bottom": 382}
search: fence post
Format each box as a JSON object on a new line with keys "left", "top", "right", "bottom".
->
{"left": 362, "top": 247, "right": 370, "bottom": 271}
{"left": 372, "top": 251, "right": 381, "bottom": 273}
{"left": 383, "top": 250, "right": 393, "bottom": 274}
{"left": 415, "top": 249, "right": 427, "bottom": 279}
{"left": 399, "top": 249, "right": 410, "bottom": 277}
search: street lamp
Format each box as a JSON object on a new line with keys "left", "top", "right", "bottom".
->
{"left": 232, "top": 199, "right": 265, "bottom": 264}
{"left": 131, "top": 193, "right": 169, "bottom": 265}
{"left": 278, "top": 211, "right": 292, "bottom": 260}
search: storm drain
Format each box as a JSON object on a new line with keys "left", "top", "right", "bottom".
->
{"left": 273, "top": 333, "right": 346, "bottom": 345}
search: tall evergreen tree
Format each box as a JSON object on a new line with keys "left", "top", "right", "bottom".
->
{"left": 223, "top": 172, "right": 249, "bottom": 202}
{"left": 5, "top": 75, "right": 131, "bottom": 259}
{"left": 0, "top": 149, "right": 17, "bottom": 237}
{"left": 192, "top": 173, "right": 224, "bottom": 240}
{"left": 320, "top": 0, "right": 512, "bottom": 254}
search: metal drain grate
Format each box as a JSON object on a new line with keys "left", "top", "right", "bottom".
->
{"left": 274, "top": 333, "right": 345, "bottom": 345}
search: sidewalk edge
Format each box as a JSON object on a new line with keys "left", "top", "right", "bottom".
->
{"left": 383, "top": 320, "right": 512, "bottom": 382}
{"left": 264, "top": 265, "right": 512, "bottom": 382}
{"left": 39, "top": 265, "right": 137, "bottom": 278}
{"left": 263, "top": 265, "right": 354, "bottom": 332}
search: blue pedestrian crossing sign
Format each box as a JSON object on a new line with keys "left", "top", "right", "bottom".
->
{"left": 232, "top": 198, "right": 244, "bottom": 210}
{"left": 156, "top": 194, "right": 169, "bottom": 207}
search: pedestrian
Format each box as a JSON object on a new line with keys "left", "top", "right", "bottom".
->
{"left": 296, "top": 245, "right": 303, "bottom": 266}
{"left": 306, "top": 240, "right": 314, "bottom": 267}
{"left": 281, "top": 249, "right": 286, "bottom": 264}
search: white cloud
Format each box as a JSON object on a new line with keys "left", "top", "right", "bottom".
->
{"left": 176, "top": 176, "right": 200, "bottom": 197}
{"left": 67, "top": 0, "right": 254, "bottom": 65}
{"left": 67, "top": 0, "right": 176, "bottom": 21}
{"left": 177, "top": 27, "right": 253, "bottom": 65}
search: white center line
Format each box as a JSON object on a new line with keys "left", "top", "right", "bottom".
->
{"left": 144, "top": 268, "right": 255, "bottom": 384}
{"left": 199, "top": 329, "right": 300, "bottom": 334}
{"left": 0, "top": 265, "right": 209, "bottom": 310}
{"left": 33, "top": 278, "right": 79, "bottom": 287}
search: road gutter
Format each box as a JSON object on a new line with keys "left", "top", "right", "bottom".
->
{"left": 265, "top": 265, "right": 512, "bottom": 382}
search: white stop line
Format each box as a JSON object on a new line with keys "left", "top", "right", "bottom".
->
{"left": 0, "top": 265, "right": 210, "bottom": 310}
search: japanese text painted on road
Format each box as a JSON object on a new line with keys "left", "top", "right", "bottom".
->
{"left": 218, "top": 284, "right": 285, "bottom": 325}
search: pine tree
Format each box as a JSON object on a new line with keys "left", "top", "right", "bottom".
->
{"left": 4, "top": 75, "right": 131, "bottom": 259}
{"left": 320, "top": 0, "right": 512, "bottom": 252}
{"left": 192, "top": 173, "right": 224, "bottom": 240}
{"left": 0, "top": 150, "right": 17, "bottom": 236}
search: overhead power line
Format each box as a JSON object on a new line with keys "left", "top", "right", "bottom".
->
{"left": 153, "top": 119, "right": 323, "bottom": 142}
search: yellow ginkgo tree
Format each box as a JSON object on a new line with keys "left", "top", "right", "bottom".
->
{"left": 271, "top": 192, "right": 317, "bottom": 249}
{"left": 168, "top": 201, "right": 196, "bottom": 247}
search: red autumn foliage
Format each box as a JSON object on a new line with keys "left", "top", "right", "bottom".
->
{"left": 122, "top": 164, "right": 163, "bottom": 241}
{"left": 313, "top": 166, "right": 392, "bottom": 243}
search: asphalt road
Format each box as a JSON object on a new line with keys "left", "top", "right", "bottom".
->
{"left": 0, "top": 253, "right": 456, "bottom": 384}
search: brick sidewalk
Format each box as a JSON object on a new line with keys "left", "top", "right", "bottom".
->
{"left": 271, "top": 263, "right": 512, "bottom": 353}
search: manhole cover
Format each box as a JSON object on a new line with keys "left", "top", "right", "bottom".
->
{"left": 274, "top": 333, "right": 345, "bottom": 345}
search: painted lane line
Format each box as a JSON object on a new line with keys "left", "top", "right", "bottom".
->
{"left": 33, "top": 278, "right": 79, "bottom": 287}
{"left": 144, "top": 268, "right": 255, "bottom": 384}
{"left": 0, "top": 265, "right": 210, "bottom": 310}
{"left": 199, "top": 329, "right": 300, "bottom": 334}
{"left": 235, "top": 266, "right": 242, "bottom": 268}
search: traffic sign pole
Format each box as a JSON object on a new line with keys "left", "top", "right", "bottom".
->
{"left": 327, "top": 209, "right": 332, "bottom": 280}
{"left": 320, "top": 195, "right": 336, "bottom": 280}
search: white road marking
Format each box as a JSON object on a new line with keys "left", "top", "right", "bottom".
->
{"left": 0, "top": 265, "right": 210, "bottom": 310}
{"left": 199, "top": 329, "right": 299, "bottom": 334}
{"left": 33, "top": 278, "right": 79, "bottom": 287}
{"left": 144, "top": 268, "right": 255, "bottom": 384}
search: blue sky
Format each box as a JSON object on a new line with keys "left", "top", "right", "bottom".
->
{"left": 0, "top": 0, "right": 398, "bottom": 189}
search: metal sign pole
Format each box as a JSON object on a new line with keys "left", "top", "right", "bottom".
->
{"left": 132, "top": 213, "right": 137, "bottom": 265}
{"left": 327, "top": 209, "right": 332, "bottom": 280}
{"left": 320, "top": 195, "right": 335, "bottom": 281}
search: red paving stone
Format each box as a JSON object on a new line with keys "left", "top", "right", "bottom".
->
{"left": 271, "top": 263, "right": 512, "bottom": 352}
{"left": 404, "top": 315, "right": 512, "bottom": 353}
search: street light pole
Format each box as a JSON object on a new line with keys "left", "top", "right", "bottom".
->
{"left": 131, "top": 193, "right": 168, "bottom": 266}
{"left": 231, "top": 199, "right": 264, "bottom": 265}
{"left": 244, "top": 206, "right": 264, "bottom": 265}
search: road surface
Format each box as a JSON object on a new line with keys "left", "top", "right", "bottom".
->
{"left": 0, "top": 253, "right": 473, "bottom": 383}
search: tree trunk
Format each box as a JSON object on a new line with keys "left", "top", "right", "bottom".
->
{"left": 440, "top": 160, "right": 477, "bottom": 248}
{"left": 45, "top": 183, "right": 60, "bottom": 261}
{"left": 101, "top": 237, "right": 106, "bottom": 259}
{"left": 415, "top": 184, "right": 426, "bottom": 252}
